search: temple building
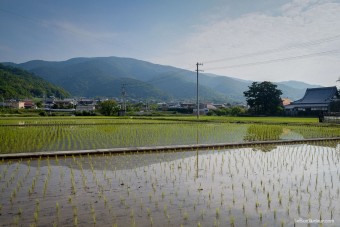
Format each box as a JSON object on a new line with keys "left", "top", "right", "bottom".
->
{"left": 285, "top": 86, "right": 338, "bottom": 116}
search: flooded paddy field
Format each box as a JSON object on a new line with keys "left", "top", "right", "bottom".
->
{"left": 1, "top": 143, "right": 339, "bottom": 226}
{"left": 1, "top": 122, "right": 340, "bottom": 154}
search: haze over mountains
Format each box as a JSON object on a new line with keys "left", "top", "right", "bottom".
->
{"left": 3, "top": 56, "right": 321, "bottom": 103}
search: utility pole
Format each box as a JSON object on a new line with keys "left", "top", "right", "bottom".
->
{"left": 196, "top": 62, "right": 203, "bottom": 119}
{"left": 121, "top": 84, "right": 127, "bottom": 112}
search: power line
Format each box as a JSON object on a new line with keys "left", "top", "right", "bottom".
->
{"left": 205, "top": 48, "right": 340, "bottom": 71}
{"left": 204, "top": 34, "right": 340, "bottom": 64}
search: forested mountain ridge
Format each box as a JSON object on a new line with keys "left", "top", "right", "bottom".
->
{"left": 3, "top": 57, "right": 322, "bottom": 102}
{"left": 0, "top": 64, "right": 70, "bottom": 99}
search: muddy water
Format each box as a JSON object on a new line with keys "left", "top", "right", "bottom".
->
{"left": 0, "top": 144, "right": 339, "bottom": 226}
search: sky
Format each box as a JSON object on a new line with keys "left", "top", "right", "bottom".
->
{"left": 1, "top": 0, "right": 340, "bottom": 86}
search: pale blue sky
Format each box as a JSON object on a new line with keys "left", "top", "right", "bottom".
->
{"left": 1, "top": 0, "right": 340, "bottom": 86}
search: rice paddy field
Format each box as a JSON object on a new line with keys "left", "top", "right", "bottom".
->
{"left": 0, "top": 117, "right": 340, "bottom": 154}
{"left": 0, "top": 116, "right": 339, "bottom": 226}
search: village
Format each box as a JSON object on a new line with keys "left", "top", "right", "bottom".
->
{"left": 1, "top": 86, "right": 339, "bottom": 118}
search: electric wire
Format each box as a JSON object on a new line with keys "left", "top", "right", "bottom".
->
{"left": 205, "top": 48, "right": 340, "bottom": 71}
{"left": 204, "top": 34, "right": 340, "bottom": 64}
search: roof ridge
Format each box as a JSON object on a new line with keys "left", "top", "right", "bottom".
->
{"left": 306, "top": 86, "right": 336, "bottom": 90}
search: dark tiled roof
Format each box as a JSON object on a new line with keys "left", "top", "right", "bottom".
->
{"left": 293, "top": 86, "right": 338, "bottom": 104}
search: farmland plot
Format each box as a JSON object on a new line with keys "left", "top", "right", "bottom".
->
{"left": 1, "top": 123, "right": 340, "bottom": 154}
{"left": 0, "top": 143, "right": 339, "bottom": 226}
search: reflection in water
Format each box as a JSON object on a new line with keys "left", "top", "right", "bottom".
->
{"left": 252, "top": 144, "right": 278, "bottom": 152}
{"left": 0, "top": 143, "right": 339, "bottom": 226}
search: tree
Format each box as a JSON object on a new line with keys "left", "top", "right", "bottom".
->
{"left": 243, "top": 81, "right": 283, "bottom": 115}
{"left": 98, "top": 100, "right": 119, "bottom": 116}
{"left": 36, "top": 101, "right": 43, "bottom": 108}
{"left": 230, "top": 106, "right": 245, "bottom": 116}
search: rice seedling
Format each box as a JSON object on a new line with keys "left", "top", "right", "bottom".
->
{"left": 13, "top": 215, "right": 19, "bottom": 225}
{"left": 149, "top": 216, "right": 153, "bottom": 226}
{"left": 183, "top": 211, "right": 189, "bottom": 220}
{"left": 33, "top": 211, "right": 38, "bottom": 223}
{"left": 68, "top": 195, "right": 73, "bottom": 204}
{"left": 230, "top": 215, "right": 235, "bottom": 227}
{"left": 215, "top": 207, "right": 220, "bottom": 218}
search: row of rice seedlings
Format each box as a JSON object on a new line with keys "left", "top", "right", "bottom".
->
{"left": 0, "top": 116, "right": 178, "bottom": 125}
{"left": 95, "top": 143, "right": 337, "bottom": 225}
{"left": 288, "top": 125, "right": 340, "bottom": 139}
{"left": 0, "top": 123, "right": 243, "bottom": 153}
{"left": 244, "top": 124, "right": 284, "bottom": 141}
{"left": 2, "top": 121, "right": 340, "bottom": 154}
{"left": 0, "top": 142, "right": 339, "bottom": 226}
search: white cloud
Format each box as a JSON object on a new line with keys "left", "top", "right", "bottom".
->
{"left": 32, "top": 20, "right": 129, "bottom": 61}
{"left": 155, "top": 0, "right": 340, "bottom": 86}
{"left": 281, "top": 0, "right": 317, "bottom": 15}
{"left": 42, "top": 20, "right": 119, "bottom": 42}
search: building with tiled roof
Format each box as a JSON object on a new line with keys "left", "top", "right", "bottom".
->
{"left": 285, "top": 86, "right": 338, "bottom": 115}
{"left": 282, "top": 98, "right": 292, "bottom": 106}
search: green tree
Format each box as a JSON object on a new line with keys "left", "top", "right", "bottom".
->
{"left": 0, "top": 64, "right": 70, "bottom": 99}
{"left": 36, "top": 101, "right": 43, "bottom": 108}
{"left": 98, "top": 100, "right": 119, "bottom": 116}
{"left": 230, "top": 106, "right": 245, "bottom": 116}
{"left": 243, "top": 81, "right": 283, "bottom": 115}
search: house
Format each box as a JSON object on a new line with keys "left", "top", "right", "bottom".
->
{"left": 212, "top": 104, "right": 226, "bottom": 109}
{"left": 285, "top": 87, "right": 338, "bottom": 115}
{"left": 282, "top": 98, "right": 292, "bottom": 106}
{"left": 180, "top": 103, "right": 196, "bottom": 109}
{"left": 193, "top": 108, "right": 209, "bottom": 115}
{"left": 76, "top": 105, "right": 96, "bottom": 112}
{"left": 53, "top": 99, "right": 75, "bottom": 109}
{"left": 157, "top": 102, "right": 168, "bottom": 111}
{"left": 44, "top": 97, "right": 56, "bottom": 109}
{"left": 78, "top": 99, "right": 96, "bottom": 106}
{"left": 2, "top": 100, "right": 25, "bottom": 109}
{"left": 193, "top": 103, "right": 210, "bottom": 115}
{"left": 24, "top": 100, "right": 36, "bottom": 109}
{"left": 207, "top": 104, "right": 217, "bottom": 111}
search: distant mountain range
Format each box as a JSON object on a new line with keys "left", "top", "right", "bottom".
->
{"left": 0, "top": 64, "right": 70, "bottom": 99}
{"left": 2, "top": 56, "right": 321, "bottom": 103}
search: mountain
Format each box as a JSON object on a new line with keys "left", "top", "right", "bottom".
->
{"left": 2, "top": 57, "right": 321, "bottom": 102}
{"left": 274, "top": 81, "right": 322, "bottom": 101}
{"left": 277, "top": 80, "right": 321, "bottom": 90}
{"left": 0, "top": 64, "right": 70, "bottom": 99}
{"left": 4, "top": 57, "right": 228, "bottom": 102}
